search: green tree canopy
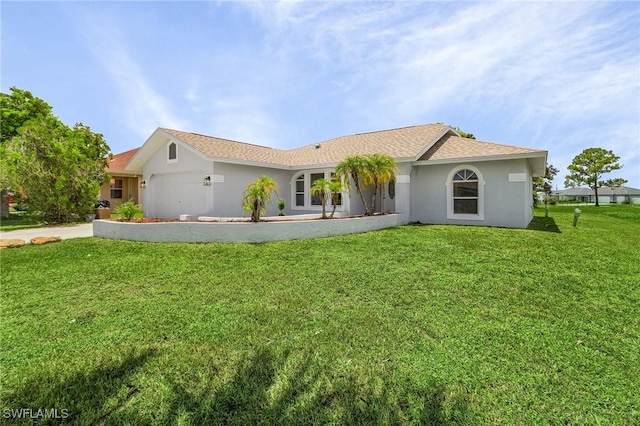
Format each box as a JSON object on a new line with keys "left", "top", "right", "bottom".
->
{"left": 0, "top": 87, "right": 53, "bottom": 144}
{"left": 1, "top": 87, "right": 111, "bottom": 222}
{"left": 565, "top": 148, "right": 624, "bottom": 207}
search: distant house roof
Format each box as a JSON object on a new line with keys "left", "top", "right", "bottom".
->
{"left": 127, "top": 124, "right": 547, "bottom": 174}
{"left": 555, "top": 186, "right": 640, "bottom": 196}
{"left": 107, "top": 148, "right": 140, "bottom": 175}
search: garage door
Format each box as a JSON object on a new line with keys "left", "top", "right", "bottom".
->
{"left": 149, "top": 172, "right": 206, "bottom": 218}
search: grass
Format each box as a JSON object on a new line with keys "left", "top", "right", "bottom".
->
{"left": 0, "top": 211, "right": 46, "bottom": 231}
{"left": 1, "top": 205, "right": 638, "bottom": 424}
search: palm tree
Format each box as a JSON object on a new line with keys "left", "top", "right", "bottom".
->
{"left": 242, "top": 175, "right": 278, "bottom": 222}
{"left": 328, "top": 179, "right": 347, "bottom": 218}
{"left": 335, "top": 155, "right": 370, "bottom": 215}
{"left": 310, "top": 178, "right": 331, "bottom": 218}
{"left": 366, "top": 153, "right": 397, "bottom": 214}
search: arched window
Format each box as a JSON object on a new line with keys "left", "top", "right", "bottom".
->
{"left": 446, "top": 166, "right": 484, "bottom": 220}
{"left": 168, "top": 142, "right": 177, "bottom": 162}
{"left": 452, "top": 169, "right": 478, "bottom": 214}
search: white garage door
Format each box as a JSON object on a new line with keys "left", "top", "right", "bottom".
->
{"left": 149, "top": 172, "right": 206, "bottom": 218}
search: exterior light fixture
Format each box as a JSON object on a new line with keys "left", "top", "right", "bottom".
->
{"left": 140, "top": 180, "right": 147, "bottom": 189}
{"left": 203, "top": 176, "right": 212, "bottom": 186}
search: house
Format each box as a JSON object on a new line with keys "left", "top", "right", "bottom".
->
{"left": 125, "top": 124, "right": 547, "bottom": 228}
{"left": 100, "top": 148, "right": 143, "bottom": 212}
{"left": 551, "top": 186, "right": 640, "bottom": 204}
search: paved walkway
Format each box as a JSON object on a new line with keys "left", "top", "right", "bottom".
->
{"left": 0, "top": 223, "right": 94, "bottom": 243}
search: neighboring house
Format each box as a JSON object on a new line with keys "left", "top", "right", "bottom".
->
{"left": 126, "top": 124, "right": 547, "bottom": 228}
{"left": 551, "top": 186, "right": 640, "bottom": 204}
{"left": 100, "top": 148, "right": 143, "bottom": 211}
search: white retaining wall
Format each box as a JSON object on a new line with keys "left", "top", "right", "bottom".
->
{"left": 93, "top": 214, "right": 407, "bottom": 243}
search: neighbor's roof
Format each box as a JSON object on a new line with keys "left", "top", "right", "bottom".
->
{"left": 107, "top": 148, "right": 140, "bottom": 174}
{"left": 127, "top": 123, "right": 547, "bottom": 172}
{"left": 556, "top": 186, "right": 640, "bottom": 196}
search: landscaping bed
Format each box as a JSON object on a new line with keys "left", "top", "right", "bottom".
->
{"left": 95, "top": 213, "right": 406, "bottom": 243}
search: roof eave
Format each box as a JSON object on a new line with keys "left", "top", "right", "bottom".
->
{"left": 413, "top": 151, "right": 548, "bottom": 174}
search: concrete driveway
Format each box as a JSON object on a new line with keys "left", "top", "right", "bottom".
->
{"left": 0, "top": 223, "right": 93, "bottom": 243}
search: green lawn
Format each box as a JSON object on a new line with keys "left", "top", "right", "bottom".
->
{"left": 1, "top": 205, "right": 638, "bottom": 424}
{"left": 0, "top": 212, "right": 46, "bottom": 231}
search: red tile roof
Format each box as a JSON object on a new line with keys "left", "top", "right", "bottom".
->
{"left": 107, "top": 148, "right": 140, "bottom": 174}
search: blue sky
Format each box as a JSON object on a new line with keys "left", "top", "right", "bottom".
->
{"left": 2, "top": 1, "right": 638, "bottom": 188}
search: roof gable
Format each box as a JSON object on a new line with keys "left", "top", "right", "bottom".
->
{"left": 419, "top": 134, "right": 545, "bottom": 161}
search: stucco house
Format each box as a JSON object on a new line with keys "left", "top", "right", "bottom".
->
{"left": 551, "top": 186, "right": 640, "bottom": 204}
{"left": 100, "top": 148, "right": 142, "bottom": 212}
{"left": 125, "top": 123, "right": 547, "bottom": 228}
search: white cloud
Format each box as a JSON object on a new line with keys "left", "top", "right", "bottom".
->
{"left": 240, "top": 1, "right": 639, "bottom": 184}
{"left": 70, "top": 8, "right": 189, "bottom": 140}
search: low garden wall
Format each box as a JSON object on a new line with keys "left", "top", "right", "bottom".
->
{"left": 93, "top": 214, "right": 407, "bottom": 243}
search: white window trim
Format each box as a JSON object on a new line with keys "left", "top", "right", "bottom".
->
{"left": 167, "top": 141, "right": 178, "bottom": 164}
{"left": 445, "top": 165, "right": 485, "bottom": 221}
{"left": 290, "top": 170, "right": 348, "bottom": 212}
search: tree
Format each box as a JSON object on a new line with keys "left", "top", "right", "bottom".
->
{"left": 242, "top": 175, "right": 278, "bottom": 222}
{"left": 335, "top": 155, "right": 370, "bottom": 215}
{"left": 328, "top": 179, "right": 347, "bottom": 218}
{"left": 565, "top": 148, "right": 624, "bottom": 207}
{"left": 0, "top": 87, "right": 55, "bottom": 217}
{"left": 366, "top": 153, "right": 398, "bottom": 214}
{"left": 1, "top": 87, "right": 53, "bottom": 143}
{"left": 310, "top": 178, "right": 332, "bottom": 219}
{"left": 4, "top": 117, "right": 111, "bottom": 222}
{"left": 437, "top": 122, "right": 476, "bottom": 139}
{"left": 533, "top": 164, "right": 559, "bottom": 205}
{"left": 336, "top": 154, "right": 398, "bottom": 215}
{"left": 451, "top": 126, "right": 475, "bottom": 139}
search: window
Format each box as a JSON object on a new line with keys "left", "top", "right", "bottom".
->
{"left": 330, "top": 172, "right": 342, "bottom": 206}
{"left": 446, "top": 166, "right": 484, "bottom": 220}
{"left": 388, "top": 179, "right": 395, "bottom": 200}
{"left": 452, "top": 170, "right": 478, "bottom": 214}
{"left": 110, "top": 178, "right": 123, "bottom": 199}
{"left": 310, "top": 173, "right": 324, "bottom": 205}
{"left": 168, "top": 142, "right": 177, "bottom": 162}
{"left": 291, "top": 170, "right": 346, "bottom": 210}
{"left": 295, "top": 175, "right": 305, "bottom": 206}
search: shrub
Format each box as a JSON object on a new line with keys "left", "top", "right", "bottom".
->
{"left": 114, "top": 200, "right": 142, "bottom": 221}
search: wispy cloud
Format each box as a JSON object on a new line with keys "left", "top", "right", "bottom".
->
{"left": 69, "top": 7, "right": 188, "bottom": 140}
{"left": 240, "top": 1, "right": 639, "bottom": 181}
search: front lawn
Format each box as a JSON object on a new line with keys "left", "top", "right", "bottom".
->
{"left": 1, "top": 205, "right": 638, "bottom": 424}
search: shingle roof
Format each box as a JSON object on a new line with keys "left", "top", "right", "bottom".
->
{"left": 139, "top": 123, "right": 545, "bottom": 170}
{"left": 286, "top": 123, "right": 451, "bottom": 166}
{"left": 419, "top": 134, "right": 545, "bottom": 161}
{"left": 162, "top": 129, "right": 285, "bottom": 165}
{"left": 107, "top": 148, "right": 140, "bottom": 174}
